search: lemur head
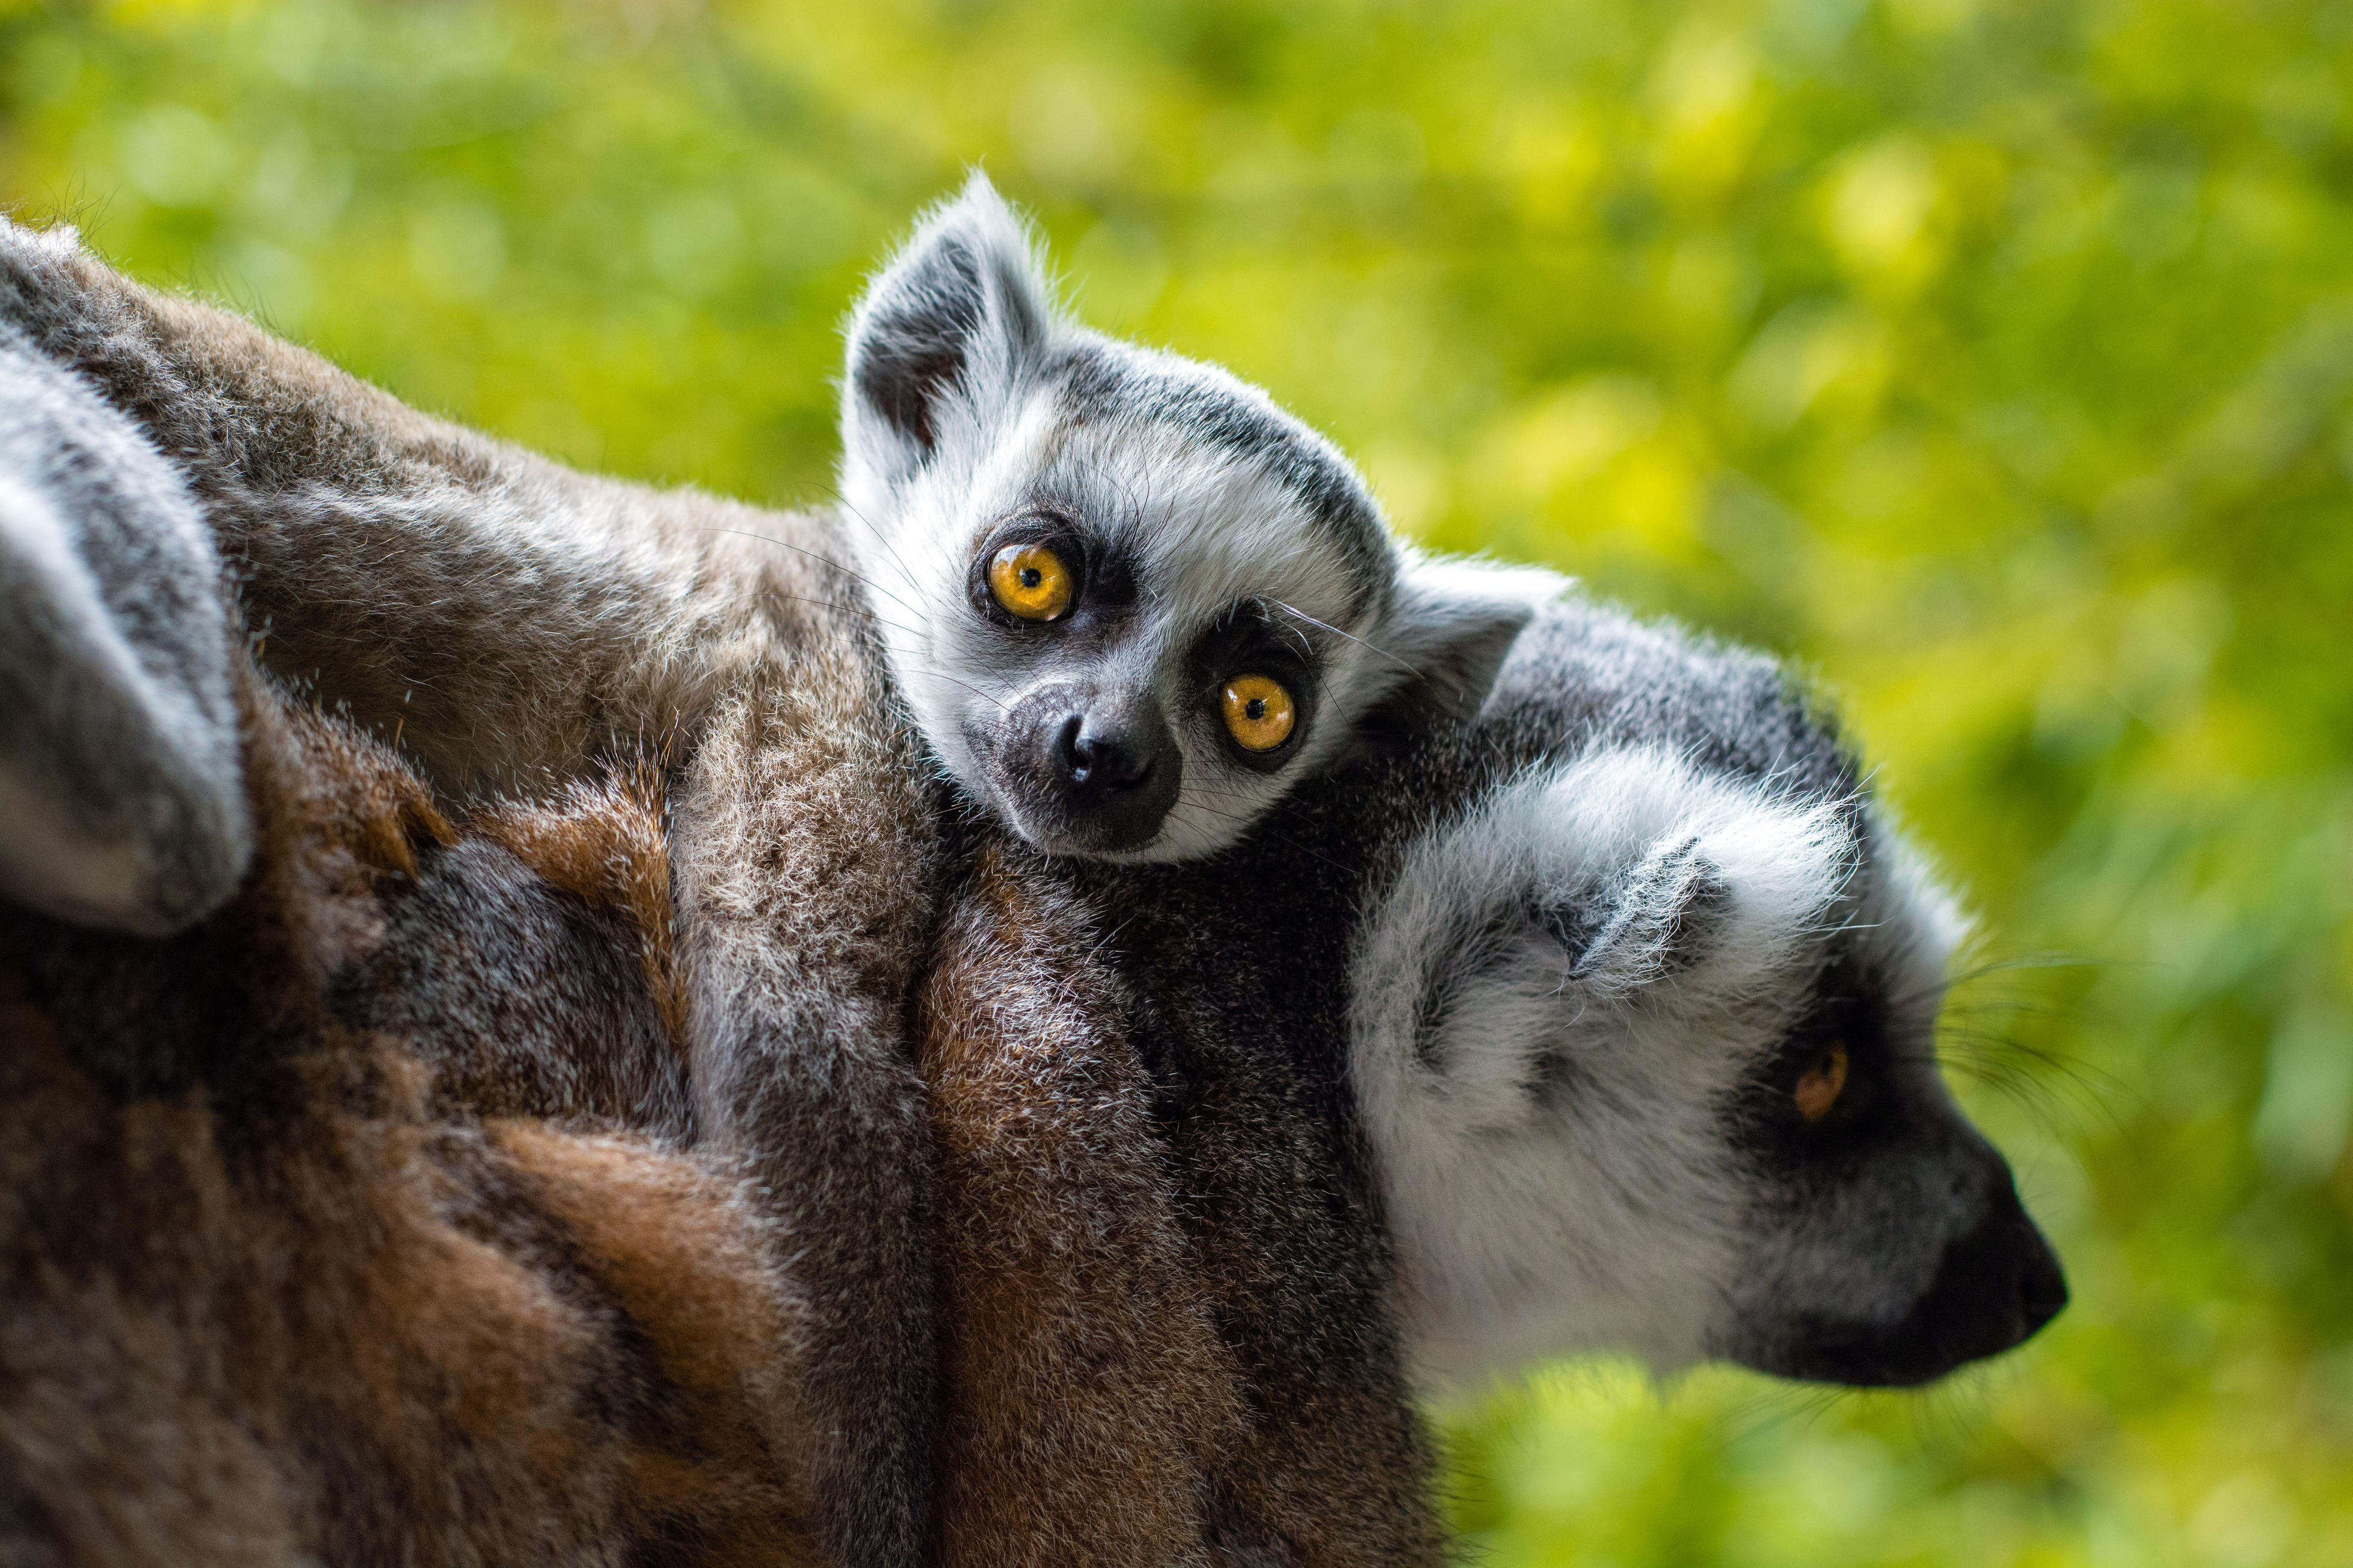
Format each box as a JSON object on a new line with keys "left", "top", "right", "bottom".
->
{"left": 1345, "top": 601, "right": 2067, "bottom": 1389}
{"left": 839, "top": 174, "right": 1541, "bottom": 860}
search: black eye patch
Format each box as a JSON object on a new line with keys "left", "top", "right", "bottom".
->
{"left": 965, "top": 511, "right": 1138, "bottom": 634}
{"left": 1741, "top": 960, "right": 1893, "bottom": 1146}
{"left": 1188, "top": 602, "right": 1321, "bottom": 770}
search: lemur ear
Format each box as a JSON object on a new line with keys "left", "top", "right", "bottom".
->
{"left": 842, "top": 171, "right": 1058, "bottom": 482}
{"left": 1368, "top": 553, "right": 1569, "bottom": 729}
{"left": 1539, "top": 760, "right": 1858, "bottom": 1007}
{"left": 1549, "top": 836, "right": 1732, "bottom": 998}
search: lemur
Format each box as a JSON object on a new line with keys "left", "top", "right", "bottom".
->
{"left": 0, "top": 184, "right": 1544, "bottom": 1568}
{"left": 916, "top": 594, "right": 2070, "bottom": 1562}
{"left": 837, "top": 175, "right": 1552, "bottom": 862}
{"left": 0, "top": 323, "right": 2067, "bottom": 1562}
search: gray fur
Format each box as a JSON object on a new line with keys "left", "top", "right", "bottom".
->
{"left": 0, "top": 328, "right": 246, "bottom": 934}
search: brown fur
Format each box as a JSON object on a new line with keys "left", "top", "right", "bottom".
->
{"left": 472, "top": 772, "right": 688, "bottom": 1048}
{"left": 914, "top": 837, "right": 1451, "bottom": 1567}
{"left": 0, "top": 668, "right": 821, "bottom": 1567}
{"left": 1, "top": 656, "right": 1337, "bottom": 1566}
{"left": 919, "top": 845, "right": 1247, "bottom": 1566}
{"left": 2, "top": 222, "right": 945, "bottom": 1564}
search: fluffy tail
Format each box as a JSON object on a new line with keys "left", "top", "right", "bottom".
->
{"left": 0, "top": 333, "right": 247, "bottom": 933}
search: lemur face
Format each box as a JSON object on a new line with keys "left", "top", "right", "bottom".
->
{"left": 907, "top": 376, "right": 1385, "bottom": 859}
{"left": 1347, "top": 612, "right": 2067, "bottom": 1389}
{"left": 839, "top": 176, "right": 1546, "bottom": 860}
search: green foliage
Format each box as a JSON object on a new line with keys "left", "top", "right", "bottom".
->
{"left": 8, "top": 1, "right": 2352, "bottom": 1560}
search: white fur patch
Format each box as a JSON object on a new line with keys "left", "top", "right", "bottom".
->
{"left": 1350, "top": 745, "right": 1862, "bottom": 1382}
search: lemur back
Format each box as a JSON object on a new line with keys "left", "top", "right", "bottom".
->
{"left": 0, "top": 220, "right": 941, "bottom": 1568}
{"left": 1, "top": 663, "right": 825, "bottom": 1567}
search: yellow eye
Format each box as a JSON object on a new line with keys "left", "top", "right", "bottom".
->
{"left": 1795, "top": 1042, "right": 1849, "bottom": 1123}
{"left": 1221, "top": 675, "right": 1297, "bottom": 752}
{"left": 987, "top": 542, "right": 1074, "bottom": 621}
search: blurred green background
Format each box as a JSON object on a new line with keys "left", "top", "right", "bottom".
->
{"left": 6, "top": 0, "right": 2349, "bottom": 1562}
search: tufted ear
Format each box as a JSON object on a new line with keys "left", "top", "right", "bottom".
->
{"left": 1536, "top": 763, "right": 1858, "bottom": 1009}
{"left": 1547, "top": 835, "right": 1732, "bottom": 998}
{"left": 841, "top": 172, "right": 1059, "bottom": 488}
{"left": 1368, "top": 553, "right": 1567, "bottom": 730}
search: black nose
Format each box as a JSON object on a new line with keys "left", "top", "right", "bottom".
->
{"left": 1748, "top": 1183, "right": 2069, "bottom": 1389}
{"left": 1055, "top": 714, "right": 1155, "bottom": 790}
{"left": 997, "top": 685, "right": 1182, "bottom": 853}
{"left": 1851, "top": 1203, "right": 2069, "bottom": 1386}
{"left": 2017, "top": 1227, "right": 2069, "bottom": 1336}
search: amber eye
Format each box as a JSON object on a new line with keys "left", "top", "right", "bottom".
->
{"left": 987, "top": 542, "right": 1074, "bottom": 621}
{"left": 1221, "top": 675, "right": 1297, "bottom": 752}
{"left": 1794, "top": 1042, "right": 1849, "bottom": 1123}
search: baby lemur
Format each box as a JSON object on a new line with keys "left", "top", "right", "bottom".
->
{"left": 840, "top": 174, "right": 1553, "bottom": 859}
{"left": 0, "top": 179, "right": 1542, "bottom": 1567}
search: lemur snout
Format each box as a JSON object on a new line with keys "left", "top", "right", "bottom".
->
{"left": 1864, "top": 1190, "right": 2068, "bottom": 1386}
{"left": 1754, "top": 1157, "right": 2068, "bottom": 1389}
{"left": 1055, "top": 713, "right": 1155, "bottom": 790}
{"left": 2018, "top": 1235, "right": 2071, "bottom": 1335}
{"left": 995, "top": 684, "right": 1182, "bottom": 854}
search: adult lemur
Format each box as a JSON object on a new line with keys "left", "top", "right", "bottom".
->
{"left": 0, "top": 181, "right": 1539, "bottom": 1567}
{"left": 912, "top": 592, "right": 2069, "bottom": 1563}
